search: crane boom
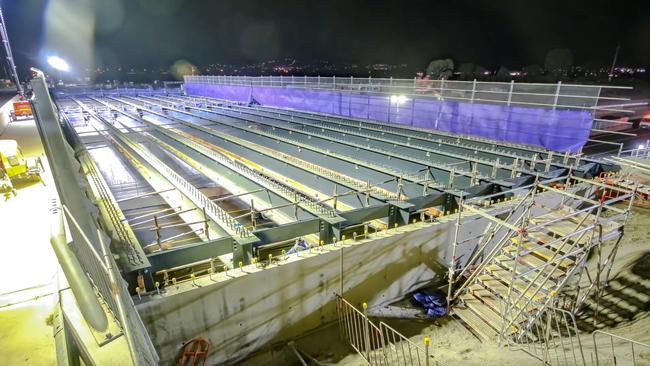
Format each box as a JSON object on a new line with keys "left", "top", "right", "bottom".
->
{"left": 0, "top": 6, "right": 23, "bottom": 97}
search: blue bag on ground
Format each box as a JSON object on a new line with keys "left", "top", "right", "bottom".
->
{"left": 287, "top": 239, "right": 309, "bottom": 254}
{"left": 411, "top": 291, "right": 446, "bottom": 317}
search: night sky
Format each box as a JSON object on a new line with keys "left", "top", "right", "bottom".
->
{"left": 3, "top": 0, "right": 650, "bottom": 77}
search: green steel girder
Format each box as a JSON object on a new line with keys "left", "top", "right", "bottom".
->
{"left": 111, "top": 96, "right": 397, "bottom": 204}
{"left": 175, "top": 94, "right": 578, "bottom": 167}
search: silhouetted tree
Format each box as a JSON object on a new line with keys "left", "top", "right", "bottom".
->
{"left": 496, "top": 66, "right": 511, "bottom": 80}
{"left": 474, "top": 65, "right": 487, "bottom": 77}
{"left": 426, "top": 59, "right": 454, "bottom": 79}
{"left": 544, "top": 49, "right": 574, "bottom": 74}
{"left": 458, "top": 62, "right": 475, "bottom": 80}
{"left": 523, "top": 64, "right": 543, "bottom": 77}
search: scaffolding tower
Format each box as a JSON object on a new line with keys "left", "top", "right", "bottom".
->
{"left": 447, "top": 173, "right": 636, "bottom": 348}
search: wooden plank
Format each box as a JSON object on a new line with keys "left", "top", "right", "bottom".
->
{"left": 533, "top": 207, "right": 596, "bottom": 226}
{"left": 528, "top": 230, "right": 588, "bottom": 248}
{"left": 505, "top": 241, "right": 575, "bottom": 267}
{"left": 512, "top": 233, "right": 577, "bottom": 255}
{"left": 462, "top": 296, "right": 505, "bottom": 332}
{"left": 495, "top": 254, "right": 566, "bottom": 279}
{"left": 454, "top": 306, "right": 499, "bottom": 343}
{"left": 468, "top": 283, "right": 538, "bottom": 313}
{"left": 486, "top": 264, "right": 558, "bottom": 290}
{"left": 535, "top": 219, "right": 581, "bottom": 237}
{"left": 485, "top": 267, "right": 556, "bottom": 296}
{"left": 478, "top": 272, "right": 548, "bottom": 303}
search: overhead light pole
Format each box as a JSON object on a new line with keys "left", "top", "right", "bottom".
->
{"left": 0, "top": 6, "right": 24, "bottom": 97}
{"left": 608, "top": 43, "right": 621, "bottom": 83}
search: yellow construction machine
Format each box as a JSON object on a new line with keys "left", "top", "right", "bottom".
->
{"left": 0, "top": 139, "right": 42, "bottom": 187}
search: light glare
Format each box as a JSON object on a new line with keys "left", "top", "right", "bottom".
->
{"left": 47, "top": 56, "right": 70, "bottom": 72}
{"left": 390, "top": 95, "right": 408, "bottom": 104}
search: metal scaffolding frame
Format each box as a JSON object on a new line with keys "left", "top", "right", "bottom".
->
{"left": 447, "top": 173, "right": 635, "bottom": 347}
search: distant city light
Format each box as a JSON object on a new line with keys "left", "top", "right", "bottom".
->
{"left": 47, "top": 56, "right": 70, "bottom": 72}
{"left": 639, "top": 144, "right": 645, "bottom": 150}
{"left": 390, "top": 95, "right": 408, "bottom": 104}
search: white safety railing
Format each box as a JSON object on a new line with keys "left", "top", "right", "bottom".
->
{"left": 619, "top": 141, "right": 650, "bottom": 158}
{"left": 591, "top": 330, "right": 650, "bottom": 366}
{"left": 184, "top": 75, "right": 631, "bottom": 112}
{"left": 75, "top": 100, "right": 253, "bottom": 238}
{"left": 61, "top": 204, "right": 159, "bottom": 365}
{"left": 514, "top": 306, "right": 587, "bottom": 366}
{"left": 336, "top": 295, "right": 445, "bottom": 366}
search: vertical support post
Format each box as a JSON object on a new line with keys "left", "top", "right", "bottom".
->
{"left": 507, "top": 80, "right": 514, "bottom": 106}
{"left": 471, "top": 162, "right": 478, "bottom": 186}
{"left": 362, "top": 303, "right": 371, "bottom": 361}
{"left": 396, "top": 175, "right": 403, "bottom": 199}
{"left": 592, "top": 199, "right": 605, "bottom": 326}
{"left": 511, "top": 158, "right": 519, "bottom": 178}
{"left": 365, "top": 179, "right": 371, "bottom": 206}
{"left": 448, "top": 168, "right": 455, "bottom": 189}
{"left": 153, "top": 215, "right": 161, "bottom": 246}
{"left": 545, "top": 151, "right": 553, "bottom": 172}
{"left": 411, "top": 98, "right": 415, "bottom": 126}
{"left": 424, "top": 337, "right": 430, "bottom": 366}
{"left": 447, "top": 194, "right": 463, "bottom": 311}
{"left": 202, "top": 206, "right": 209, "bottom": 240}
{"left": 318, "top": 75, "right": 320, "bottom": 87}
{"left": 250, "top": 199, "right": 256, "bottom": 230}
{"left": 471, "top": 79, "right": 477, "bottom": 103}
{"left": 339, "top": 246, "right": 344, "bottom": 296}
{"left": 333, "top": 75, "right": 336, "bottom": 89}
{"left": 553, "top": 81, "right": 562, "bottom": 109}
{"left": 423, "top": 169, "right": 432, "bottom": 196}
{"left": 530, "top": 153, "right": 538, "bottom": 170}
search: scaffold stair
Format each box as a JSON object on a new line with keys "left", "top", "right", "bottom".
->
{"left": 452, "top": 205, "right": 599, "bottom": 343}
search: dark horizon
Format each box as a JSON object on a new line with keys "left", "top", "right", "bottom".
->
{"left": 3, "top": 0, "right": 650, "bottom": 79}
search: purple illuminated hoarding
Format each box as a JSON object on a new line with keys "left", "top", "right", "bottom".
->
{"left": 184, "top": 83, "right": 593, "bottom": 152}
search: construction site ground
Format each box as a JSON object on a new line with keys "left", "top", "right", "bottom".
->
{"left": 0, "top": 107, "right": 58, "bottom": 366}
{"left": 332, "top": 204, "right": 650, "bottom": 366}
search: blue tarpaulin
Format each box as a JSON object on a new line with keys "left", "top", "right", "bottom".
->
{"left": 411, "top": 291, "right": 446, "bottom": 317}
{"left": 184, "top": 83, "right": 594, "bottom": 152}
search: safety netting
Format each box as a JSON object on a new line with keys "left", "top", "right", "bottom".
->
{"left": 184, "top": 83, "right": 594, "bottom": 152}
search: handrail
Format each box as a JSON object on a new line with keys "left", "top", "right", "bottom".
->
{"left": 119, "top": 95, "right": 405, "bottom": 198}
{"left": 73, "top": 98, "right": 254, "bottom": 238}
{"left": 335, "top": 294, "right": 446, "bottom": 366}
{"left": 171, "top": 94, "right": 590, "bottom": 165}
{"left": 99, "top": 96, "right": 343, "bottom": 216}
{"left": 184, "top": 75, "right": 632, "bottom": 112}
{"left": 592, "top": 330, "right": 650, "bottom": 366}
